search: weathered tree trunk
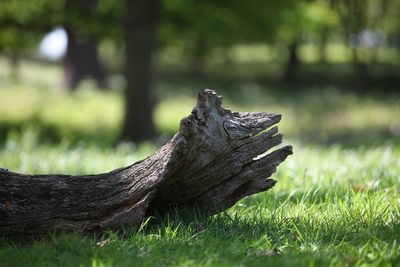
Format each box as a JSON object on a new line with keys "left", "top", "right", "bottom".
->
{"left": 0, "top": 90, "right": 292, "bottom": 235}
{"left": 120, "top": 0, "right": 157, "bottom": 142}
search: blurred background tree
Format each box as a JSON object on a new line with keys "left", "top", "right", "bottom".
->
{"left": 333, "top": 0, "right": 396, "bottom": 89}
{"left": 0, "top": 0, "right": 399, "bottom": 143}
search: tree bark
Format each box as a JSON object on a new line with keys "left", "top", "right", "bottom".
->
{"left": 0, "top": 89, "right": 292, "bottom": 235}
{"left": 120, "top": 0, "right": 157, "bottom": 142}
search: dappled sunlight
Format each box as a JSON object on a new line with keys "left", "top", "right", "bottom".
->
{"left": 1, "top": 65, "right": 399, "bottom": 148}
{"left": 0, "top": 0, "right": 399, "bottom": 264}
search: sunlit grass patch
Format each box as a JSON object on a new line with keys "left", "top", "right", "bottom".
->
{"left": 0, "top": 127, "right": 155, "bottom": 174}
{"left": 0, "top": 59, "right": 400, "bottom": 266}
{"left": 1, "top": 58, "right": 400, "bottom": 147}
{"left": 0, "top": 85, "right": 123, "bottom": 145}
{"left": 0, "top": 133, "right": 399, "bottom": 266}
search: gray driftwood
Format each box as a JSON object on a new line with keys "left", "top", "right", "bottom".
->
{"left": 0, "top": 89, "right": 292, "bottom": 234}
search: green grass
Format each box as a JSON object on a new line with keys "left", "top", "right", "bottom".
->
{"left": 1, "top": 80, "right": 399, "bottom": 147}
{"left": 0, "top": 137, "right": 399, "bottom": 266}
{"left": 0, "top": 59, "right": 400, "bottom": 266}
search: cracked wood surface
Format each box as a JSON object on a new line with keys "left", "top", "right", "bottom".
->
{"left": 0, "top": 89, "right": 292, "bottom": 234}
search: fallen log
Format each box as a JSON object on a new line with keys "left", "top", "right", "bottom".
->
{"left": 0, "top": 89, "right": 292, "bottom": 234}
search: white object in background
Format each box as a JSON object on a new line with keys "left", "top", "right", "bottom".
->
{"left": 39, "top": 27, "right": 68, "bottom": 61}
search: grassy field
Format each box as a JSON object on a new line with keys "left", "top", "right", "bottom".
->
{"left": 0, "top": 60, "right": 400, "bottom": 266}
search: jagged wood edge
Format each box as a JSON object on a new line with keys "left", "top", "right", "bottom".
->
{"left": 0, "top": 89, "right": 292, "bottom": 234}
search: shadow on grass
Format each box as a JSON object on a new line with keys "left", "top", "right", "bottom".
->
{"left": 1, "top": 203, "right": 399, "bottom": 266}
{"left": 1, "top": 73, "right": 399, "bottom": 149}
{"left": 0, "top": 120, "right": 118, "bottom": 148}
{"left": 1, "top": 119, "right": 398, "bottom": 150}
{"left": 156, "top": 61, "right": 400, "bottom": 94}
{"left": 292, "top": 127, "right": 400, "bottom": 149}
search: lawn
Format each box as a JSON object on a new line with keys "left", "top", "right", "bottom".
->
{"left": 0, "top": 60, "right": 399, "bottom": 266}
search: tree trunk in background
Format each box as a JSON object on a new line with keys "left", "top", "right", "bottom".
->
{"left": 63, "top": 28, "right": 107, "bottom": 90}
{"left": 190, "top": 40, "right": 208, "bottom": 80}
{"left": 318, "top": 30, "right": 329, "bottom": 63}
{"left": 63, "top": 0, "right": 107, "bottom": 90}
{"left": 190, "top": 55, "right": 206, "bottom": 80}
{"left": 8, "top": 51, "right": 20, "bottom": 81}
{"left": 283, "top": 41, "right": 299, "bottom": 82}
{"left": 351, "top": 48, "right": 370, "bottom": 90}
{"left": 120, "top": 0, "right": 157, "bottom": 142}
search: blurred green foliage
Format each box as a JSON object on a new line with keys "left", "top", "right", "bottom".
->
{"left": 0, "top": 0, "right": 62, "bottom": 51}
{"left": 0, "top": 2, "right": 399, "bottom": 265}
{"left": 0, "top": 60, "right": 399, "bottom": 266}
{"left": 0, "top": 0, "right": 399, "bottom": 146}
{"left": 0, "top": 59, "right": 399, "bottom": 148}
{"left": 0, "top": 0, "right": 399, "bottom": 66}
{"left": 0, "top": 116, "right": 399, "bottom": 266}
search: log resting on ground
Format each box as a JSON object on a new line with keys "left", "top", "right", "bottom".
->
{"left": 0, "top": 89, "right": 293, "bottom": 234}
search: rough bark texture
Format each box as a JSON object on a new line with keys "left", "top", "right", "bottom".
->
{"left": 0, "top": 89, "right": 292, "bottom": 235}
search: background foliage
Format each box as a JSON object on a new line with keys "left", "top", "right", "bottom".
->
{"left": 0, "top": 0, "right": 399, "bottom": 265}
